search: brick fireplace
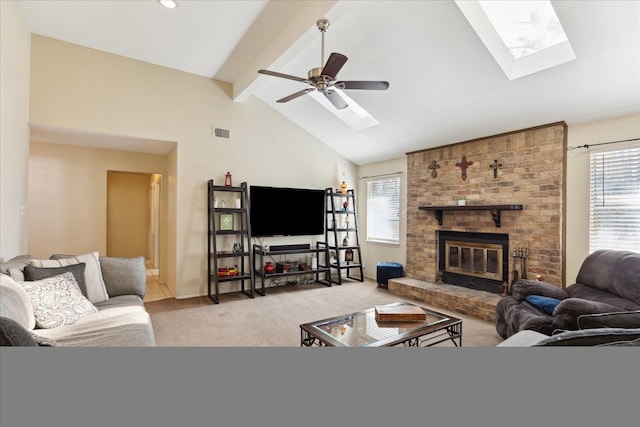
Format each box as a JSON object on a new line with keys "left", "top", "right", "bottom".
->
{"left": 394, "top": 122, "right": 567, "bottom": 320}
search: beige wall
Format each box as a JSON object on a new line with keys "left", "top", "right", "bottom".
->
{"left": 28, "top": 35, "right": 357, "bottom": 298}
{"left": 0, "top": 1, "right": 31, "bottom": 261}
{"left": 565, "top": 113, "right": 640, "bottom": 284}
{"left": 27, "top": 142, "right": 171, "bottom": 281}
{"left": 357, "top": 157, "right": 407, "bottom": 279}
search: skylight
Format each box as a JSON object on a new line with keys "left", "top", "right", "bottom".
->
{"left": 455, "top": 0, "right": 576, "bottom": 80}
{"left": 308, "top": 89, "right": 380, "bottom": 131}
{"left": 478, "top": 1, "right": 568, "bottom": 59}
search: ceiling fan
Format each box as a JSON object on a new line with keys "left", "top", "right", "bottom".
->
{"left": 258, "top": 19, "right": 389, "bottom": 110}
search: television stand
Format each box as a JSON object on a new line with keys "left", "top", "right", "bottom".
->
{"left": 253, "top": 244, "right": 331, "bottom": 295}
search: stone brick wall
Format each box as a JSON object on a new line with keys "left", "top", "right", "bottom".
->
{"left": 406, "top": 122, "right": 567, "bottom": 288}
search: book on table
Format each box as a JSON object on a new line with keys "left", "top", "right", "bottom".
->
{"left": 374, "top": 304, "right": 427, "bottom": 322}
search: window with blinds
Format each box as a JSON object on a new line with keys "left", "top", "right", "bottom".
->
{"left": 589, "top": 146, "right": 640, "bottom": 253}
{"left": 366, "top": 175, "right": 401, "bottom": 244}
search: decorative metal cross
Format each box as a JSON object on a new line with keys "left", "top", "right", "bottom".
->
{"left": 455, "top": 155, "right": 473, "bottom": 181}
{"left": 489, "top": 159, "right": 503, "bottom": 179}
{"left": 428, "top": 160, "right": 440, "bottom": 178}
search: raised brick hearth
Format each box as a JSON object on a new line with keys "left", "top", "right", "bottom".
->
{"left": 388, "top": 277, "right": 502, "bottom": 323}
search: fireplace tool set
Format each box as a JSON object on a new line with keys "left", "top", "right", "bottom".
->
{"left": 510, "top": 246, "right": 530, "bottom": 288}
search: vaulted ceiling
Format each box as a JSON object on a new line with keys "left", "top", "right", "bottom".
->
{"left": 19, "top": 0, "right": 640, "bottom": 165}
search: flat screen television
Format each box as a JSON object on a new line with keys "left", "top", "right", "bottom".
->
{"left": 249, "top": 185, "right": 325, "bottom": 237}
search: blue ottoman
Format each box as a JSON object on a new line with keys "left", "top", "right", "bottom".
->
{"left": 376, "top": 262, "right": 403, "bottom": 288}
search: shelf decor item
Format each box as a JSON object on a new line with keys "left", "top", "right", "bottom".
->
{"left": 217, "top": 265, "right": 238, "bottom": 277}
{"left": 264, "top": 262, "right": 275, "bottom": 274}
{"left": 339, "top": 181, "right": 347, "bottom": 194}
{"left": 457, "top": 196, "right": 466, "bottom": 206}
{"left": 220, "top": 213, "right": 234, "bottom": 231}
{"left": 224, "top": 171, "right": 232, "bottom": 187}
{"left": 345, "top": 248, "right": 354, "bottom": 262}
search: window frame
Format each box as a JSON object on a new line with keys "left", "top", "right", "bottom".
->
{"left": 365, "top": 174, "right": 401, "bottom": 245}
{"left": 589, "top": 144, "right": 640, "bottom": 254}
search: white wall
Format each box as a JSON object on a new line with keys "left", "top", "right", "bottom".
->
{"left": 357, "top": 157, "right": 407, "bottom": 279}
{"left": 565, "top": 113, "right": 640, "bottom": 283}
{"left": 0, "top": 1, "right": 31, "bottom": 261}
{"left": 28, "top": 35, "right": 357, "bottom": 298}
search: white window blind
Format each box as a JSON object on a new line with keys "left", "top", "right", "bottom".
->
{"left": 589, "top": 146, "right": 640, "bottom": 253}
{"left": 366, "top": 175, "right": 400, "bottom": 244}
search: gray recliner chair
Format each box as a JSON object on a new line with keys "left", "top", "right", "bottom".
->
{"left": 495, "top": 250, "right": 640, "bottom": 339}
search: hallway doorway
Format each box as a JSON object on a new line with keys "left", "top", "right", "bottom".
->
{"left": 108, "top": 171, "right": 171, "bottom": 301}
{"left": 107, "top": 171, "right": 162, "bottom": 262}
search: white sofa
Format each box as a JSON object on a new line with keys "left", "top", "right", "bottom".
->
{"left": 0, "top": 253, "right": 156, "bottom": 346}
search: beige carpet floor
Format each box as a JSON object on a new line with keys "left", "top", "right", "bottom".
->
{"left": 145, "top": 277, "right": 503, "bottom": 347}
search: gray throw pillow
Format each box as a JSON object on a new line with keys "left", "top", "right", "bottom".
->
{"left": 24, "top": 263, "right": 88, "bottom": 298}
{"left": 534, "top": 327, "right": 640, "bottom": 346}
{"left": 0, "top": 316, "right": 38, "bottom": 346}
{"left": 99, "top": 256, "right": 146, "bottom": 298}
{"left": 578, "top": 310, "right": 640, "bottom": 330}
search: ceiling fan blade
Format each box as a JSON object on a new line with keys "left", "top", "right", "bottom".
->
{"left": 276, "top": 88, "right": 315, "bottom": 103}
{"left": 258, "top": 69, "right": 307, "bottom": 83}
{"left": 335, "top": 81, "right": 389, "bottom": 90}
{"left": 324, "top": 90, "right": 348, "bottom": 110}
{"left": 321, "top": 52, "right": 348, "bottom": 79}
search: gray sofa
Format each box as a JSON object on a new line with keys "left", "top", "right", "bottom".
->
{"left": 498, "top": 310, "right": 640, "bottom": 346}
{"left": 0, "top": 252, "right": 156, "bottom": 346}
{"left": 496, "top": 250, "right": 640, "bottom": 339}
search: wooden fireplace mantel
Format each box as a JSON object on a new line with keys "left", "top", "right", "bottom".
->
{"left": 418, "top": 204, "right": 524, "bottom": 227}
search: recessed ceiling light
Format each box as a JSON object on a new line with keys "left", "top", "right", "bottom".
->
{"left": 158, "top": 0, "right": 178, "bottom": 9}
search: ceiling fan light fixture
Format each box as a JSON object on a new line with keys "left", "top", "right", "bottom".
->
{"left": 258, "top": 17, "right": 388, "bottom": 129}
{"left": 157, "top": 0, "right": 178, "bottom": 9}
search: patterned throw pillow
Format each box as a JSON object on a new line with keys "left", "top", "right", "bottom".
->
{"left": 20, "top": 272, "right": 98, "bottom": 329}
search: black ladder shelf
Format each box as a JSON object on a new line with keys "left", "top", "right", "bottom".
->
{"left": 319, "top": 188, "right": 364, "bottom": 285}
{"left": 207, "top": 180, "right": 254, "bottom": 303}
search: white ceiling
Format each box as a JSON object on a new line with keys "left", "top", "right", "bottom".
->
{"left": 19, "top": 0, "right": 640, "bottom": 165}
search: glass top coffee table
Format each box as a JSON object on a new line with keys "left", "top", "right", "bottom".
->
{"left": 300, "top": 301, "right": 462, "bottom": 347}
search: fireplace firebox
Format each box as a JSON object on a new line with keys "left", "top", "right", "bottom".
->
{"left": 438, "top": 231, "right": 508, "bottom": 294}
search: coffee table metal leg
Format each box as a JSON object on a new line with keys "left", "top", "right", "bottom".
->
{"left": 402, "top": 337, "right": 420, "bottom": 346}
{"left": 412, "top": 322, "right": 463, "bottom": 347}
{"left": 447, "top": 323, "right": 462, "bottom": 347}
{"left": 301, "top": 329, "right": 324, "bottom": 346}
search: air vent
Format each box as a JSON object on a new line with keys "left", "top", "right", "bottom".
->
{"left": 213, "top": 127, "right": 230, "bottom": 139}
